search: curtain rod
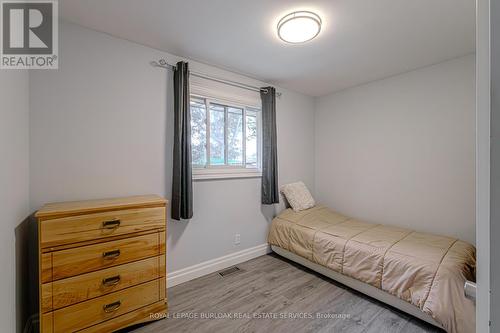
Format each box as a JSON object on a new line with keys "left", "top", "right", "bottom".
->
{"left": 150, "top": 59, "right": 282, "bottom": 97}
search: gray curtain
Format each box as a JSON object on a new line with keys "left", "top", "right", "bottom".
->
{"left": 172, "top": 61, "right": 193, "bottom": 220}
{"left": 260, "top": 86, "right": 279, "bottom": 204}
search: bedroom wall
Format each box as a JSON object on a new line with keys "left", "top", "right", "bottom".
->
{"left": 315, "top": 55, "right": 476, "bottom": 244}
{"left": 29, "top": 22, "right": 315, "bottom": 272}
{"left": 0, "top": 71, "right": 30, "bottom": 332}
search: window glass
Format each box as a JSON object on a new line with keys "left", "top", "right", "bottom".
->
{"left": 209, "top": 104, "right": 225, "bottom": 165}
{"left": 190, "top": 98, "right": 207, "bottom": 166}
{"left": 246, "top": 110, "right": 258, "bottom": 168}
{"left": 190, "top": 96, "right": 261, "bottom": 171}
{"left": 227, "top": 107, "right": 243, "bottom": 165}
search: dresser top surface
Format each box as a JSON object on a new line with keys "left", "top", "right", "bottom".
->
{"left": 36, "top": 195, "right": 167, "bottom": 219}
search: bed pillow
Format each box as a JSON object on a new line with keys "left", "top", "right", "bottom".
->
{"left": 280, "top": 181, "right": 315, "bottom": 212}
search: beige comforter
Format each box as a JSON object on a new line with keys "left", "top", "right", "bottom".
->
{"left": 268, "top": 206, "right": 476, "bottom": 333}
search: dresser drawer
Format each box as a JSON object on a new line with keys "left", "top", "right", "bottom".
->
{"left": 50, "top": 233, "right": 161, "bottom": 281}
{"left": 45, "top": 255, "right": 164, "bottom": 311}
{"left": 40, "top": 207, "right": 165, "bottom": 249}
{"left": 36, "top": 195, "right": 168, "bottom": 333}
{"left": 52, "top": 278, "right": 162, "bottom": 333}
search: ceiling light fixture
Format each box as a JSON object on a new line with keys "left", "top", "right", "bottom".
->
{"left": 277, "top": 11, "right": 322, "bottom": 44}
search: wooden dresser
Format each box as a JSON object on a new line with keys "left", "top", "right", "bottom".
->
{"left": 35, "top": 195, "right": 167, "bottom": 333}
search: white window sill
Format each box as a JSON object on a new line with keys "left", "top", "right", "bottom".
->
{"left": 192, "top": 168, "right": 262, "bottom": 180}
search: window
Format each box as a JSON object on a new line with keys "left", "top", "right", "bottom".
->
{"left": 190, "top": 96, "right": 261, "bottom": 179}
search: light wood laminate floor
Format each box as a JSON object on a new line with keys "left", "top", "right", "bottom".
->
{"left": 123, "top": 253, "right": 444, "bottom": 333}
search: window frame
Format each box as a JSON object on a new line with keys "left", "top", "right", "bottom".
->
{"left": 190, "top": 94, "right": 262, "bottom": 180}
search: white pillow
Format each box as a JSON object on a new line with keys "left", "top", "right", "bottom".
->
{"left": 280, "top": 181, "right": 315, "bottom": 212}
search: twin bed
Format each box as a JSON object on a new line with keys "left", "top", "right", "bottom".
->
{"left": 268, "top": 205, "right": 476, "bottom": 333}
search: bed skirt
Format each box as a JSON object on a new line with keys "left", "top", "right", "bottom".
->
{"left": 271, "top": 244, "right": 444, "bottom": 330}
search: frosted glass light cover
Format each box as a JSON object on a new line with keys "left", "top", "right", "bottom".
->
{"left": 277, "top": 11, "right": 322, "bottom": 44}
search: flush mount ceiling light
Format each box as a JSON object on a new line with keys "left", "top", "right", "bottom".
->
{"left": 277, "top": 11, "right": 322, "bottom": 44}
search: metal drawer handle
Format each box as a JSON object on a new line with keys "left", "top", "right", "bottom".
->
{"left": 102, "top": 275, "right": 121, "bottom": 287}
{"left": 102, "top": 249, "right": 121, "bottom": 260}
{"left": 103, "top": 300, "right": 121, "bottom": 313}
{"left": 102, "top": 218, "right": 121, "bottom": 229}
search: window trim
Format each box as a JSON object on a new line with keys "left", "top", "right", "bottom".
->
{"left": 190, "top": 94, "right": 262, "bottom": 180}
{"left": 192, "top": 167, "right": 262, "bottom": 180}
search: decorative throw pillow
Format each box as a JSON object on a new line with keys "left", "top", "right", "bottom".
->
{"left": 280, "top": 181, "right": 315, "bottom": 212}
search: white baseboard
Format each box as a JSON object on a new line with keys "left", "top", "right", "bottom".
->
{"left": 167, "top": 243, "right": 271, "bottom": 288}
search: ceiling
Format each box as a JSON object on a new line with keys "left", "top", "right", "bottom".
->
{"left": 60, "top": 0, "right": 475, "bottom": 97}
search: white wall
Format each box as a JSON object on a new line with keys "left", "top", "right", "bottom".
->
{"left": 315, "top": 55, "right": 476, "bottom": 244}
{"left": 0, "top": 71, "right": 30, "bottom": 332}
{"left": 29, "top": 22, "right": 315, "bottom": 272}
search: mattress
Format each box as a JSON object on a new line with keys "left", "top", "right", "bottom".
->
{"left": 267, "top": 206, "right": 476, "bottom": 333}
